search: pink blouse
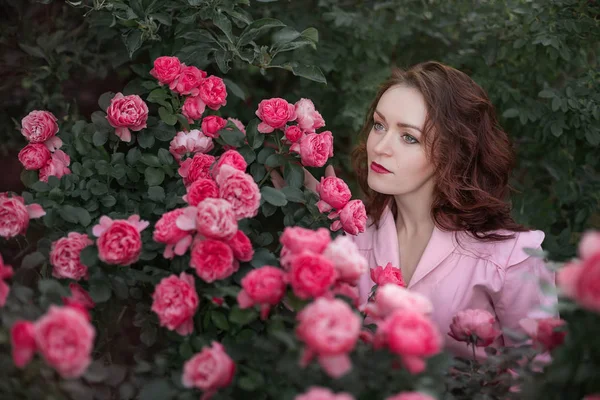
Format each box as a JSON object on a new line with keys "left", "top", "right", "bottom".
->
{"left": 353, "top": 206, "right": 557, "bottom": 359}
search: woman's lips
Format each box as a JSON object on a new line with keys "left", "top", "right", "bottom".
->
{"left": 370, "top": 162, "right": 391, "bottom": 174}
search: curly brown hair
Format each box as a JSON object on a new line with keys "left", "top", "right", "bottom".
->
{"left": 352, "top": 61, "right": 528, "bottom": 241}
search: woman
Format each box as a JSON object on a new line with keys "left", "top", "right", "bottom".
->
{"left": 275, "top": 61, "right": 557, "bottom": 358}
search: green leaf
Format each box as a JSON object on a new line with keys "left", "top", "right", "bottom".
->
{"left": 281, "top": 186, "right": 305, "bottom": 203}
{"left": 139, "top": 379, "right": 173, "bottom": 400}
{"left": 21, "top": 252, "right": 45, "bottom": 269}
{"left": 21, "top": 170, "right": 39, "bottom": 188}
{"left": 59, "top": 205, "right": 80, "bottom": 223}
{"left": 91, "top": 111, "right": 111, "bottom": 133}
{"left": 245, "top": 119, "right": 263, "bottom": 149}
{"left": 214, "top": 49, "right": 232, "bottom": 74}
{"left": 93, "top": 130, "right": 109, "bottom": 146}
{"left": 219, "top": 126, "right": 246, "bottom": 147}
{"left": 550, "top": 123, "right": 563, "bottom": 137}
{"left": 149, "top": 121, "right": 176, "bottom": 142}
{"left": 141, "top": 154, "right": 161, "bottom": 167}
{"left": 150, "top": 13, "right": 172, "bottom": 26}
{"left": 101, "top": 195, "right": 117, "bottom": 207}
{"left": 137, "top": 131, "right": 155, "bottom": 148}
{"left": 229, "top": 306, "right": 258, "bottom": 326}
{"left": 80, "top": 246, "right": 99, "bottom": 267}
{"left": 260, "top": 186, "right": 287, "bottom": 206}
{"left": 238, "top": 18, "right": 286, "bottom": 47}
{"left": 74, "top": 207, "right": 92, "bottom": 226}
{"left": 157, "top": 148, "right": 173, "bottom": 165}
{"left": 250, "top": 248, "right": 279, "bottom": 268}
{"left": 148, "top": 186, "right": 166, "bottom": 202}
{"left": 552, "top": 97, "right": 561, "bottom": 112}
{"left": 146, "top": 88, "right": 168, "bottom": 104}
{"left": 290, "top": 63, "right": 326, "bottom": 84}
{"left": 502, "top": 108, "right": 519, "bottom": 119}
{"left": 211, "top": 311, "right": 230, "bottom": 331}
{"left": 538, "top": 89, "right": 555, "bottom": 99}
{"left": 31, "top": 180, "right": 50, "bottom": 192}
{"left": 124, "top": 30, "right": 143, "bottom": 58}
{"left": 272, "top": 27, "right": 301, "bottom": 46}
{"left": 158, "top": 107, "right": 177, "bottom": 126}
{"left": 19, "top": 43, "right": 45, "bottom": 58}
{"left": 145, "top": 167, "right": 165, "bottom": 186}
{"left": 90, "top": 279, "right": 112, "bottom": 303}
{"left": 284, "top": 162, "right": 303, "bottom": 188}
{"left": 257, "top": 147, "right": 276, "bottom": 164}
{"left": 213, "top": 12, "right": 234, "bottom": 43}
{"left": 300, "top": 27, "right": 319, "bottom": 43}
{"left": 90, "top": 181, "right": 109, "bottom": 196}
{"left": 39, "top": 279, "right": 68, "bottom": 297}
{"left": 140, "top": 325, "right": 157, "bottom": 346}
{"left": 250, "top": 163, "right": 266, "bottom": 182}
{"left": 237, "top": 146, "right": 256, "bottom": 164}
{"left": 127, "top": 148, "right": 142, "bottom": 165}
{"left": 98, "top": 92, "right": 116, "bottom": 111}
{"left": 223, "top": 78, "right": 247, "bottom": 100}
{"left": 585, "top": 129, "right": 600, "bottom": 146}
{"left": 265, "top": 153, "right": 286, "bottom": 168}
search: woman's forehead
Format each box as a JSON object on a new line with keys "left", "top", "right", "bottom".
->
{"left": 376, "top": 85, "right": 427, "bottom": 128}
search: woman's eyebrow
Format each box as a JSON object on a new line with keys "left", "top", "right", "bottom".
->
{"left": 374, "top": 110, "right": 423, "bottom": 133}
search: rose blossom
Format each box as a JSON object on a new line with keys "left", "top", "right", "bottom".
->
{"left": 284, "top": 125, "right": 303, "bottom": 143}
{"left": 21, "top": 110, "right": 59, "bottom": 143}
{"left": 322, "top": 235, "right": 367, "bottom": 284}
{"left": 11, "top": 320, "right": 36, "bottom": 368}
{"left": 169, "top": 129, "right": 214, "bottom": 162}
{"left": 289, "top": 251, "right": 337, "bottom": 299}
{"left": 39, "top": 149, "right": 71, "bottom": 183}
{"left": 295, "top": 98, "right": 326, "bottom": 133}
{"left": 579, "top": 230, "right": 600, "bottom": 260}
{"left": 370, "top": 262, "right": 406, "bottom": 287}
{"left": 92, "top": 215, "right": 149, "bottom": 266}
{"left": 332, "top": 199, "right": 367, "bottom": 235}
{"left": 152, "top": 272, "right": 199, "bottom": 335}
{"left": 150, "top": 56, "right": 183, "bottom": 85}
{"left": 386, "top": 393, "right": 436, "bottom": 400}
{"left": 315, "top": 176, "right": 351, "bottom": 213}
{"left": 280, "top": 226, "right": 331, "bottom": 255}
{"left": 237, "top": 266, "right": 286, "bottom": 320}
{"left": 364, "top": 284, "right": 433, "bottom": 319}
{"left": 199, "top": 76, "right": 228, "bottom": 110}
{"left": 182, "top": 342, "right": 235, "bottom": 400}
{"left": 201, "top": 115, "right": 228, "bottom": 139}
{"left": 169, "top": 65, "right": 206, "bottom": 96}
{"left": 216, "top": 165, "right": 261, "bottom": 220}
{"left": 64, "top": 282, "right": 95, "bottom": 310}
{"left": 296, "top": 387, "right": 354, "bottom": 400}
{"left": 18, "top": 143, "right": 51, "bottom": 170}
{"left": 195, "top": 198, "right": 238, "bottom": 240}
{"left": 299, "top": 131, "right": 333, "bottom": 167}
{"left": 153, "top": 209, "right": 194, "bottom": 259}
{"left": 50, "top": 232, "right": 93, "bottom": 281}
{"left": 190, "top": 239, "right": 238, "bottom": 283}
{"left": 34, "top": 305, "right": 95, "bottom": 378}
{"left": 0, "top": 193, "right": 45, "bottom": 239}
{"left": 182, "top": 95, "right": 207, "bottom": 123}
{"left": 255, "top": 98, "right": 297, "bottom": 133}
{"left": 179, "top": 153, "right": 216, "bottom": 186}
{"left": 226, "top": 229, "right": 254, "bottom": 262}
{"left": 214, "top": 150, "right": 247, "bottom": 177}
{"left": 448, "top": 309, "right": 501, "bottom": 347}
{"left": 297, "top": 298, "right": 360, "bottom": 378}
{"left": 0, "top": 254, "right": 14, "bottom": 307}
{"left": 106, "top": 93, "right": 149, "bottom": 142}
{"left": 519, "top": 317, "right": 566, "bottom": 351}
{"left": 228, "top": 118, "right": 246, "bottom": 133}
{"left": 183, "top": 178, "right": 219, "bottom": 206}
{"left": 329, "top": 282, "right": 360, "bottom": 308}
{"left": 573, "top": 246, "right": 600, "bottom": 313}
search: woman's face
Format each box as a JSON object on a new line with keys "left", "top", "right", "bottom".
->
{"left": 366, "top": 85, "right": 436, "bottom": 197}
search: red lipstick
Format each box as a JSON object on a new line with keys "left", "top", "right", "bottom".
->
{"left": 370, "top": 162, "right": 391, "bottom": 174}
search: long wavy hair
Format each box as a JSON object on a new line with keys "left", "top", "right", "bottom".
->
{"left": 352, "top": 61, "right": 528, "bottom": 241}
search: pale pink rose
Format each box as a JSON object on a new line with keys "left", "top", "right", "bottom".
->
{"left": 10, "top": 321, "right": 36, "bottom": 368}
{"left": 329, "top": 282, "right": 360, "bottom": 308}
{"left": 201, "top": 116, "right": 227, "bottom": 139}
{"left": 519, "top": 317, "right": 566, "bottom": 351}
{"left": 226, "top": 229, "right": 254, "bottom": 262}
{"left": 280, "top": 245, "right": 294, "bottom": 271}
{"left": 295, "top": 387, "right": 355, "bottom": 400}
{"left": 43, "top": 136, "right": 63, "bottom": 152}
{"left": 335, "top": 200, "right": 367, "bottom": 235}
{"left": 0, "top": 254, "right": 14, "bottom": 307}
{"left": 280, "top": 226, "right": 331, "bottom": 255}
{"left": 18, "top": 143, "right": 51, "bottom": 170}
{"left": 370, "top": 262, "right": 406, "bottom": 287}
{"left": 50, "top": 232, "right": 93, "bottom": 281}
{"left": 237, "top": 266, "right": 286, "bottom": 320}
{"left": 39, "top": 149, "right": 71, "bottom": 183}
{"left": 190, "top": 239, "right": 238, "bottom": 283}
{"left": 364, "top": 284, "right": 433, "bottom": 319}
{"left": 169, "top": 65, "right": 207, "bottom": 96}
{"left": 184, "top": 178, "right": 219, "bottom": 206}
{"left": 295, "top": 98, "right": 325, "bottom": 133}
{"left": 215, "top": 150, "right": 247, "bottom": 177}
{"left": 93, "top": 215, "right": 149, "bottom": 266}
{"left": 0, "top": 193, "right": 45, "bottom": 239}
{"left": 284, "top": 125, "right": 303, "bottom": 143}
{"left": 322, "top": 235, "right": 367, "bottom": 284}
{"left": 195, "top": 198, "right": 238, "bottom": 241}
{"left": 169, "top": 129, "right": 214, "bottom": 162}
{"left": 150, "top": 56, "right": 183, "bottom": 85}
{"left": 574, "top": 252, "right": 600, "bottom": 312}
{"left": 216, "top": 165, "right": 261, "bottom": 220}
{"left": 182, "top": 342, "right": 235, "bottom": 400}
{"left": 297, "top": 298, "right": 360, "bottom": 378}
{"left": 316, "top": 176, "right": 351, "bottom": 213}
{"left": 21, "top": 110, "right": 59, "bottom": 143}
{"left": 228, "top": 118, "right": 246, "bottom": 133}
{"left": 579, "top": 231, "right": 600, "bottom": 260}
{"left": 106, "top": 93, "right": 149, "bottom": 142}
{"left": 255, "top": 98, "right": 297, "bottom": 133}
{"left": 179, "top": 153, "right": 216, "bottom": 186}
{"left": 289, "top": 251, "right": 337, "bottom": 299}
{"left": 182, "top": 96, "right": 207, "bottom": 123}
{"left": 199, "top": 76, "right": 228, "bottom": 110}
{"left": 557, "top": 261, "right": 582, "bottom": 298}
{"left": 299, "top": 131, "right": 333, "bottom": 167}
{"left": 154, "top": 209, "right": 194, "bottom": 259}
{"left": 448, "top": 309, "right": 501, "bottom": 347}
{"left": 65, "top": 282, "right": 95, "bottom": 310}
{"left": 386, "top": 392, "right": 436, "bottom": 400}
{"left": 152, "top": 272, "right": 199, "bottom": 335}
{"left": 34, "top": 305, "right": 95, "bottom": 378}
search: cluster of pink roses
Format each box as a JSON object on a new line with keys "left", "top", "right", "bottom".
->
{"left": 315, "top": 176, "right": 367, "bottom": 235}
{"left": 295, "top": 387, "right": 435, "bottom": 400}
{"left": 18, "top": 110, "right": 71, "bottom": 182}
{"left": 0, "top": 193, "right": 45, "bottom": 239}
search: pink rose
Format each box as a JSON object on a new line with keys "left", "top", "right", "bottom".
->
{"left": 299, "top": 131, "right": 333, "bottom": 167}
{"left": 169, "top": 129, "right": 214, "bottom": 162}
{"left": 179, "top": 153, "right": 216, "bottom": 186}
{"left": 575, "top": 251, "right": 600, "bottom": 313}
{"left": 295, "top": 387, "right": 355, "bottom": 400}
{"left": 322, "top": 235, "right": 367, "bottom": 284}
{"left": 153, "top": 209, "right": 194, "bottom": 259}
{"left": 195, "top": 198, "right": 238, "bottom": 240}
{"left": 216, "top": 165, "right": 261, "bottom": 220}
{"left": 0, "top": 193, "right": 45, "bottom": 239}
{"left": 448, "top": 309, "right": 501, "bottom": 347}
{"left": 226, "top": 229, "right": 254, "bottom": 262}
{"left": 150, "top": 56, "right": 183, "bottom": 85}
{"left": 370, "top": 262, "right": 406, "bottom": 287}
{"left": 182, "top": 96, "right": 207, "bottom": 123}
{"left": 65, "top": 282, "right": 95, "bottom": 310}
{"left": 190, "top": 239, "right": 238, "bottom": 283}
{"left": 152, "top": 272, "right": 199, "bottom": 335}
{"left": 106, "top": 93, "right": 149, "bottom": 142}
{"left": 199, "top": 76, "right": 228, "bottom": 110}
{"left": 237, "top": 266, "right": 286, "bottom": 320}
{"left": 316, "top": 176, "right": 351, "bottom": 212}
{"left": 333, "top": 199, "right": 367, "bottom": 235}
{"left": 92, "top": 215, "right": 149, "bottom": 266}
{"left": 579, "top": 230, "right": 600, "bottom": 260}
{"left": 18, "top": 143, "right": 51, "bottom": 170}
{"left": 289, "top": 252, "right": 337, "bottom": 299}
{"left": 184, "top": 178, "right": 219, "bottom": 206}
{"left": 34, "top": 305, "right": 95, "bottom": 378}
{"left": 386, "top": 393, "right": 436, "bottom": 400}
{"left": 0, "top": 254, "right": 14, "bottom": 307}
{"left": 169, "top": 65, "right": 207, "bottom": 96}
{"left": 295, "top": 98, "right": 325, "bottom": 133}
{"left": 228, "top": 118, "right": 246, "bottom": 133}
{"left": 201, "top": 115, "right": 228, "bottom": 139}
{"left": 215, "top": 149, "right": 247, "bottom": 177}
{"left": 284, "top": 125, "right": 303, "bottom": 143}
{"left": 280, "top": 226, "right": 331, "bottom": 255}
{"left": 50, "top": 232, "right": 93, "bottom": 281}
{"left": 21, "top": 110, "right": 59, "bottom": 143}
{"left": 255, "top": 98, "right": 297, "bottom": 133}
{"left": 519, "top": 317, "right": 566, "bottom": 351}
{"left": 182, "top": 342, "right": 235, "bottom": 400}
{"left": 280, "top": 245, "right": 294, "bottom": 271}
{"left": 297, "top": 298, "right": 360, "bottom": 378}
{"left": 10, "top": 321, "right": 36, "bottom": 368}
{"left": 329, "top": 282, "right": 360, "bottom": 308}
{"left": 557, "top": 261, "right": 582, "bottom": 299}
{"left": 39, "top": 149, "right": 71, "bottom": 183}
{"left": 364, "top": 284, "right": 432, "bottom": 319}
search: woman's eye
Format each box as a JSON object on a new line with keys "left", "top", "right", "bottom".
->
{"left": 402, "top": 134, "right": 418, "bottom": 144}
{"left": 373, "top": 122, "right": 385, "bottom": 131}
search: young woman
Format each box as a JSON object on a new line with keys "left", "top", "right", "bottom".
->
{"left": 275, "top": 61, "right": 557, "bottom": 358}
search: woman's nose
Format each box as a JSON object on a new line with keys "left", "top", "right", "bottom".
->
{"left": 372, "top": 132, "right": 394, "bottom": 156}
